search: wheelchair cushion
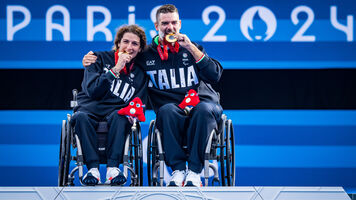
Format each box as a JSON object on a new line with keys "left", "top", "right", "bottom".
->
{"left": 118, "top": 97, "right": 146, "bottom": 122}
{"left": 96, "top": 121, "right": 108, "bottom": 133}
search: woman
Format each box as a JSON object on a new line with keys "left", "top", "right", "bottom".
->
{"left": 73, "top": 25, "right": 147, "bottom": 186}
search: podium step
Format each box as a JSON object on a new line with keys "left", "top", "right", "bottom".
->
{"left": 0, "top": 186, "right": 351, "bottom": 200}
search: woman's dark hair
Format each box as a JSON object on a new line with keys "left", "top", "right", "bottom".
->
{"left": 113, "top": 24, "right": 146, "bottom": 51}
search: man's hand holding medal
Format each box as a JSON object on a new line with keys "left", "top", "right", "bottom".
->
{"left": 165, "top": 33, "right": 192, "bottom": 49}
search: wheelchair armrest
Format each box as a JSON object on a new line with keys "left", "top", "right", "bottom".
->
{"left": 216, "top": 114, "right": 227, "bottom": 135}
{"left": 70, "top": 89, "right": 78, "bottom": 108}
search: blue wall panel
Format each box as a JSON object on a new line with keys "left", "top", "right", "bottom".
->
{"left": 0, "top": 110, "right": 355, "bottom": 192}
{"left": 1, "top": 0, "right": 356, "bottom": 194}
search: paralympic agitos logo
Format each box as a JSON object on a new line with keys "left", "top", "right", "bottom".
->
{"left": 240, "top": 6, "right": 277, "bottom": 41}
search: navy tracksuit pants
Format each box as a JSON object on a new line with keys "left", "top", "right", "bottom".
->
{"left": 72, "top": 110, "right": 131, "bottom": 169}
{"left": 156, "top": 102, "right": 223, "bottom": 173}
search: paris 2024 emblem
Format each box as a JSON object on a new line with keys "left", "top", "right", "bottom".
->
{"left": 240, "top": 6, "right": 277, "bottom": 41}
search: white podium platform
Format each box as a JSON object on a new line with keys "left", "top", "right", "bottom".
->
{"left": 0, "top": 186, "right": 350, "bottom": 200}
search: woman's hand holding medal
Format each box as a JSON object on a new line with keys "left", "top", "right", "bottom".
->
{"left": 113, "top": 51, "right": 131, "bottom": 74}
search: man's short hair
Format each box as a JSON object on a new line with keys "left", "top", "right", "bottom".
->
{"left": 156, "top": 4, "right": 179, "bottom": 22}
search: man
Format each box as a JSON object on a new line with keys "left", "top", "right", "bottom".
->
{"left": 138, "top": 4, "right": 223, "bottom": 187}
{"left": 83, "top": 4, "right": 223, "bottom": 187}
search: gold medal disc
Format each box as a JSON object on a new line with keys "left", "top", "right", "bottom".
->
{"left": 165, "top": 34, "right": 177, "bottom": 43}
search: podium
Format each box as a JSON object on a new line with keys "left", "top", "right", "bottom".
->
{"left": 0, "top": 186, "right": 351, "bottom": 200}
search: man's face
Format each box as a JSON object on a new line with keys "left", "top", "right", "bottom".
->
{"left": 118, "top": 32, "right": 141, "bottom": 60}
{"left": 155, "top": 12, "right": 181, "bottom": 39}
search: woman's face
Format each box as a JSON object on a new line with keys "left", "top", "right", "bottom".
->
{"left": 118, "top": 32, "right": 141, "bottom": 59}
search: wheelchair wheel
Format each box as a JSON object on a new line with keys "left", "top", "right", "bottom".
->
{"left": 225, "top": 119, "right": 235, "bottom": 186}
{"left": 220, "top": 118, "right": 235, "bottom": 186}
{"left": 147, "top": 120, "right": 159, "bottom": 186}
{"left": 62, "top": 115, "right": 72, "bottom": 186}
{"left": 58, "top": 120, "right": 66, "bottom": 186}
{"left": 128, "top": 122, "right": 143, "bottom": 186}
{"left": 133, "top": 122, "right": 143, "bottom": 186}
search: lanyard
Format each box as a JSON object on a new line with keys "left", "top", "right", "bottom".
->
{"left": 157, "top": 41, "right": 179, "bottom": 60}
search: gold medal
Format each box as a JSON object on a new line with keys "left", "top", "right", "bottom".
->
{"left": 165, "top": 33, "right": 177, "bottom": 43}
{"left": 118, "top": 50, "right": 127, "bottom": 56}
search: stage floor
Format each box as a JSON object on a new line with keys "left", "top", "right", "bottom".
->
{"left": 0, "top": 186, "right": 351, "bottom": 200}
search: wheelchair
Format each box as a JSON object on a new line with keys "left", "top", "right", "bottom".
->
{"left": 146, "top": 107, "right": 235, "bottom": 186}
{"left": 58, "top": 89, "right": 143, "bottom": 186}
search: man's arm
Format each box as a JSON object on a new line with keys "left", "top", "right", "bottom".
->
{"left": 195, "top": 51, "right": 223, "bottom": 84}
{"left": 82, "top": 51, "right": 130, "bottom": 76}
{"left": 82, "top": 53, "right": 116, "bottom": 100}
{"left": 176, "top": 33, "right": 223, "bottom": 84}
{"left": 83, "top": 51, "right": 97, "bottom": 67}
{"left": 176, "top": 33, "right": 204, "bottom": 61}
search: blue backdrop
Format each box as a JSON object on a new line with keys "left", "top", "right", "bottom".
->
{"left": 0, "top": 110, "right": 356, "bottom": 192}
{"left": 0, "top": 0, "right": 355, "bottom": 69}
{"left": 0, "top": 0, "right": 356, "bottom": 194}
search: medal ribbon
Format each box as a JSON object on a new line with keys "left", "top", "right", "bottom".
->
{"left": 157, "top": 44, "right": 168, "bottom": 60}
{"left": 157, "top": 39, "right": 180, "bottom": 60}
{"left": 167, "top": 41, "right": 179, "bottom": 53}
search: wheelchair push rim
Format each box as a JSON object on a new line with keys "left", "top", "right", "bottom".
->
{"left": 219, "top": 116, "right": 236, "bottom": 186}
{"left": 132, "top": 122, "right": 143, "bottom": 186}
{"left": 225, "top": 119, "right": 235, "bottom": 186}
{"left": 58, "top": 120, "right": 66, "bottom": 186}
{"left": 147, "top": 120, "right": 159, "bottom": 186}
{"left": 127, "top": 121, "right": 144, "bottom": 186}
{"left": 58, "top": 115, "right": 72, "bottom": 186}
